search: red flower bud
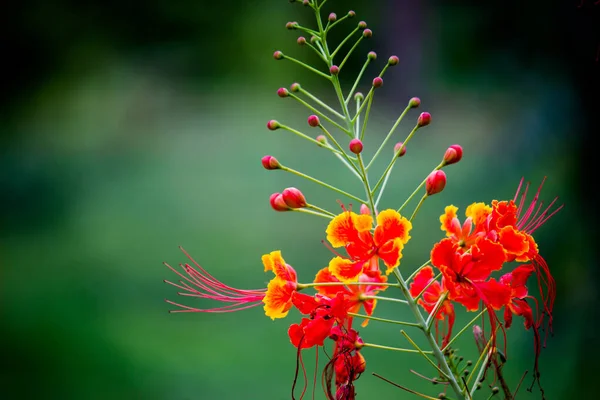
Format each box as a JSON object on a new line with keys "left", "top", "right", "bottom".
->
{"left": 286, "top": 22, "right": 298, "bottom": 30}
{"left": 282, "top": 187, "right": 307, "bottom": 208}
{"left": 394, "top": 142, "right": 407, "bottom": 157}
{"left": 290, "top": 82, "right": 301, "bottom": 92}
{"left": 349, "top": 139, "right": 363, "bottom": 154}
{"left": 277, "top": 88, "right": 289, "bottom": 98}
{"left": 443, "top": 144, "right": 463, "bottom": 166}
{"left": 360, "top": 204, "right": 371, "bottom": 215}
{"left": 308, "top": 115, "right": 320, "bottom": 127}
{"left": 302, "top": 0, "right": 309, "bottom": 5}
{"left": 348, "top": 11, "right": 356, "bottom": 18}
{"left": 297, "top": 36, "right": 306, "bottom": 46}
{"left": 426, "top": 170, "right": 447, "bottom": 196}
{"left": 409, "top": 97, "right": 421, "bottom": 108}
{"left": 417, "top": 112, "right": 431, "bottom": 127}
{"left": 273, "top": 51, "right": 284, "bottom": 60}
{"left": 270, "top": 193, "right": 290, "bottom": 211}
{"left": 367, "top": 51, "right": 377, "bottom": 60}
{"left": 363, "top": 29, "right": 373, "bottom": 38}
{"left": 267, "top": 120, "right": 280, "bottom": 131}
{"left": 388, "top": 55, "right": 399, "bottom": 66}
{"left": 328, "top": 13, "right": 337, "bottom": 22}
{"left": 330, "top": 65, "right": 340, "bottom": 75}
{"left": 372, "top": 77, "right": 383, "bottom": 88}
{"left": 261, "top": 155, "right": 280, "bottom": 170}
{"left": 358, "top": 21, "right": 367, "bottom": 29}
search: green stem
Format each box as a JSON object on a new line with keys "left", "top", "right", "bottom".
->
{"left": 317, "top": 124, "right": 359, "bottom": 172}
{"left": 415, "top": 272, "right": 443, "bottom": 302}
{"left": 306, "top": 203, "right": 336, "bottom": 217}
{"left": 366, "top": 104, "right": 411, "bottom": 170}
{"left": 371, "top": 124, "right": 420, "bottom": 194}
{"left": 397, "top": 163, "right": 444, "bottom": 214}
{"left": 362, "top": 342, "right": 431, "bottom": 354}
{"left": 441, "top": 310, "right": 486, "bottom": 353}
{"left": 279, "top": 124, "right": 343, "bottom": 154}
{"left": 405, "top": 259, "right": 432, "bottom": 284}
{"left": 339, "top": 36, "right": 364, "bottom": 70}
{"left": 468, "top": 338, "right": 493, "bottom": 396}
{"left": 410, "top": 194, "right": 428, "bottom": 222}
{"left": 374, "top": 162, "right": 391, "bottom": 208}
{"left": 401, "top": 330, "right": 451, "bottom": 380}
{"left": 360, "top": 295, "right": 408, "bottom": 305}
{"left": 282, "top": 54, "right": 332, "bottom": 80}
{"left": 334, "top": 153, "right": 362, "bottom": 180}
{"left": 298, "top": 87, "right": 346, "bottom": 120}
{"left": 280, "top": 165, "right": 366, "bottom": 204}
{"left": 359, "top": 91, "right": 374, "bottom": 141}
{"left": 357, "top": 154, "right": 377, "bottom": 216}
{"left": 291, "top": 208, "right": 332, "bottom": 220}
{"left": 348, "top": 313, "right": 421, "bottom": 328}
{"left": 331, "top": 27, "right": 359, "bottom": 59}
{"left": 425, "top": 292, "right": 449, "bottom": 332}
{"left": 288, "top": 93, "right": 349, "bottom": 133}
{"left": 305, "top": 42, "right": 328, "bottom": 62}
{"left": 394, "top": 269, "right": 466, "bottom": 398}
{"left": 351, "top": 88, "right": 374, "bottom": 123}
{"left": 345, "top": 58, "right": 371, "bottom": 104}
{"left": 326, "top": 13, "right": 350, "bottom": 32}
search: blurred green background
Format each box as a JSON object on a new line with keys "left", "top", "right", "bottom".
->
{"left": 2, "top": 0, "right": 598, "bottom": 399}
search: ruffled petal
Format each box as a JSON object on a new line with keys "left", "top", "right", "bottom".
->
{"left": 377, "top": 238, "right": 405, "bottom": 273}
{"left": 498, "top": 226, "right": 530, "bottom": 260}
{"left": 374, "top": 209, "right": 412, "bottom": 246}
{"left": 465, "top": 202, "right": 492, "bottom": 226}
{"left": 326, "top": 211, "right": 373, "bottom": 248}
{"left": 263, "top": 277, "right": 295, "bottom": 319}
{"left": 314, "top": 267, "right": 350, "bottom": 298}
{"left": 328, "top": 256, "right": 365, "bottom": 282}
{"left": 440, "top": 205, "right": 460, "bottom": 236}
{"left": 477, "top": 278, "right": 511, "bottom": 310}
{"left": 262, "top": 250, "right": 297, "bottom": 282}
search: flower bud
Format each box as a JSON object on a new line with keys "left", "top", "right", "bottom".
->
{"left": 270, "top": 193, "right": 290, "bottom": 211}
{"left": 328, "top": 13, "right": 337, "bottom": 22}
{"left": 394, "top": 142, "right": 407, "bottom": 157}
{"left": 348, "top": 10, "right": 356, "bottom": 17}
{"left": 273, "top": 51, "right": 284, "bottom": 60}
{"left": 316, "top": 135, "right": 328, "bottom": 145}
{"left": 302, "top": 0, "right": 309, "bottom": 5}
{"left": 426, "top": 170, "right": 446, "bottom": 196}
{"left": 277, "top": 87, "right": 289, "bottom": 98}
{"left": 282, "top": 187, "right": 307, "bottom": 208}
{"left": 417, "top": 112, "right": 431, "bottom": 127}
{"left": 409, "top": 97, "right": 421, "bottom": 108}
{"left": 310, "top": 35, "right": 319, "bottom": 44}
{"left": 367, "top": 51, "right": 377, "bottom": 60}
{"left": 286, "top": 21, "right": 298, "bottom": 30}
{"left": 358, "top": 21, "right": 367, "bottom": 29}
{"left": 360, "top": 204, "right": 371, "bottom": 215}
{"left": 349, "top": 139, "right": 363, "bottom": 154}
{"left": 354, "top": 92, "right": 364, "bottom": 102}
{"left": 443, "top": 144, "right": 463, "bottom": 166}
{"left": 267, "top": 120, "right": 280, "bottom": 130}
{"left": 330, "top": 65, "right": 340, "bottom": 75}
{"left": 372, "top": 77, "right": 383, "bottom": 88}
{"left": 261, "top": 155, "right": 280, "bottom": 170}
{"left": 388, "top": 55, "right": 399, "bottom": 66}
{"left": 290, "top": 82, "right": 301, "bottom": 92}
{"left": 297, "top": 36, "right": 306, "bottom": 46}
{"left": 363, "top": 29, "right": 373, "bottom": 38}
{"left": 307, "top": 115, "right": 320, "bottom": 127}
{"left": 438, "top": 394, "right": 447, "bottom": 399}
{"left": 491, "top": 387, "right": 499, "bottom": 394}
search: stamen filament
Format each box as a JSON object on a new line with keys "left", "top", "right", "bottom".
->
{"left": 366, "top": 104, "right": 411, "bottom": 170}
{"left": 282, "top": 54, "right": 332, "bottom": 80}
{"left": 280, "top": 165, "right": 366, "bottom": 203}
{"left": 349, "top": 313, "right": 421, "bottom": 328}
{"left": 362, "top": 342, "right": 430, "bottom": 354}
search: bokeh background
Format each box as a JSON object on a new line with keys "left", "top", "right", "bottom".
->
{"left": 2, "top": 0, "right": 598, "bottom": 399}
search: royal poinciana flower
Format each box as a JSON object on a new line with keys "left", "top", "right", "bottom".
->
{"left": 409, "top": 266, "right": 455, "bottom": 347}
{"left": 326, "top": 209, "right": 412, "bottom": 281}
{"left": 440, "top": 202, "right": 491, "bottom": 249}
{"left": 314, "top": 266, "right": 388, "bottom": 327}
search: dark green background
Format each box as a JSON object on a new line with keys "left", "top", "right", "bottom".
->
{"left": 2, "top": 0, "right": 598, "bottom": 399}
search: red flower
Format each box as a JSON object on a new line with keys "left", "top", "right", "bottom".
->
{"left": 409, "top": 266, "right": 455, "bottom": 347}
{"left": 439, "top": 203, "right": 491, "bottom": 249}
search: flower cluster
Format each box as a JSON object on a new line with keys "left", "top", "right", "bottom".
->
{"left": 163, "top": 1, "right": 562, "bottom": 399}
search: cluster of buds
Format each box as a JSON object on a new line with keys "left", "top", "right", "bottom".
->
{"left": 164, "top": 1, "right": 562, "bottom": 400}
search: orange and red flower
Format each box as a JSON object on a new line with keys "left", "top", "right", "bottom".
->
{"left": 326, "top": 209, "right": 412, "bottom": 281}
{"left": 409, "top": 266, "right": 455, "bottom": 347}
{"left": 262, "top": 250, "right": 299, "bottom": 319}
{"left": 439, "top": 202, "right": 491, "bottom": 249}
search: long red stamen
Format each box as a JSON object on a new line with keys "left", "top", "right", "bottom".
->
{"left": 514, "top": 177, "right": 563, "bottom": 234}
{"left": 164, "top": 248, "right": 266, "bottom": 313}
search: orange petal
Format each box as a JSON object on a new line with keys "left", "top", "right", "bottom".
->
{"left": 326, "top": 211, "right": 373, "bottom": 248}
{"left": 440, "top": 205, "right": 459, "bottom": 236}
{"left": 465, "top": 202, "right": 491, "bottom": 226}
{"left": 263, "top": 277, "right": 295, "bottom": 319}
{"left": 328, "top": 256, "right": 364, "bottom": 282}
{"left": 262, "top": 250, "right": 296, "bottom": 282}
{"left": 314, "top": 267, "right": 349, "bottom": 298}
{"left": 498, "top": 226, "right": 529, "bottom": 259}
{"left": 377, "top": 238, "right": 405, "bottom": 273}
{"left": 374, "top": 209, "right": 412, "bottom": 246}
{"left": 360, "top": 299, "right": 377, "bottom": 327}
